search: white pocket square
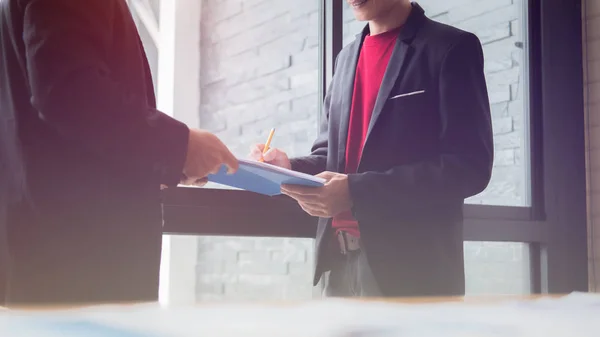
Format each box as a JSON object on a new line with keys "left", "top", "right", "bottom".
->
{"left": 390, "top": 90, "right": 425, "bottom": 100}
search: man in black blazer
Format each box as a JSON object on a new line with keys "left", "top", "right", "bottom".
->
{"left": 0, "top": 0, "right": 238, "bottom": 305}
{"left": 251, "top": 0, "right": 493, "bottom": 297}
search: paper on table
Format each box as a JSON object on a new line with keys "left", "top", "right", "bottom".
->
{"left": 4, "top": 318, "right": 159, "bottom": 337}
{"left": 3, "top": 293, "right": 600, "bottom": 337}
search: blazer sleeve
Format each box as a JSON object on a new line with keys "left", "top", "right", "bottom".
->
{"left": 347, "top": 32, "right": 494, "bottom": 221}
{"left": 288, "top": 83, "right": 330, "bottom": 175}
{"left": 288, "top": 53, "right": 342, "bottom": 175}
{"left": 21, "top": 0, "right": 189, "bottom": 186}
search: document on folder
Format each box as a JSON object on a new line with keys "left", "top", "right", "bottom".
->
{"left": 207, "top": 159, "right": 325, "bottom": 196}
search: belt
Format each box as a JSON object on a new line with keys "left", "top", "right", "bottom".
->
{"left": 336, "top": 231, "right": 361, "bottom": 255}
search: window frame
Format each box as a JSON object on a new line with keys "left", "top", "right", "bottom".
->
{"left": 130, "top": 0, "right": 202, "bottom": 305}
{"left": 161, "top": 0, "right": 588, "bottom": 295}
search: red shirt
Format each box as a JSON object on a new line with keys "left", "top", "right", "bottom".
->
{"left": 332, "top": 28, "right": 400, "bottom": 238}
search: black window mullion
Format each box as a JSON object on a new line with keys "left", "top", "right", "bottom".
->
{"left": 527, "top": 0, "right": 546, "bottom": 221}
{"left": 538, "top": 0, "right": 587, "bottom": 294}
{"left": 318, "top": 0, "right": 343, "bottom": 132}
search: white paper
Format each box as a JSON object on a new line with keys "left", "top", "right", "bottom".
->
{"left": 2, "top": 292, "right": 600, "bottom": 337}
{"left": 240, "top": 158, "right": 326, "bottom": 184}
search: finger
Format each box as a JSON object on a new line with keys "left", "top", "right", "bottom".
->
{"left": 281, "top": 189, "right": 296, "bottom": 199}
{"left": 281, "top": 189, "right": 320, "bottom": 203}
{"left": 299, "top": 203, "right": 326, "bottom": 217}
{"left": 180, "top": 177, "right": 196, "bottom": 186}
{"left": 281, "top": 184, "right": 322, "bottom": 197}
{"left": 297, "top": 201, "right": 324, "bottom": 211}
{"left": 298, "top": 202, "right": 317, "bottom": 216}
{"left": 281, "top": 189, "right": 319, "bottom": 200}
{"left": 315, "top": 171, "right": 335, "bottom": 179}
{"left": 223, "top": 151, "right": 239, "bottom": 174}
{"left": 192, "top": 177, "right": 208, "bottom": 187}
{"left": 209, "top": 164, "right": 223, "bottom": 175}
{"left": 249, "top": 145, "right": 264, "bottom": 159}
{"left": 281, "top": 189, "right": 306, "bottom": 201}
{"left": 262, "top": 148, "right": 277, "bottom": 162}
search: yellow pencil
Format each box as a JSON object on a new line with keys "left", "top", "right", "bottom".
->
{"left": 259, "top": 128, "right": 275, "bottom": 162}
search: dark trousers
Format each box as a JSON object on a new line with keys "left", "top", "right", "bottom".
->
{"left": 323, "top": 234, "right": 382, "bottom": 297}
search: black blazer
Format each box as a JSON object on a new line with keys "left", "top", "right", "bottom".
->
{"left": 291, "top": 3, "right": 493, "bottom": 297}
{"left": 0, "top": 0, "right": 188, "bottom": 302}
{"left": 0, "top": 0, "right": 189, "bottom": 216}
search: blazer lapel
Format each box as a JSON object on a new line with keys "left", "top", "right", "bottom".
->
{"left": 337, "top": 3, "right": 427, "bottom": 172}
{"left": 364, "top": 41, "right": 412, "bottom": 145}
{"left": 337, "top": 34, "right": 364, "bottom": 172}
{"left": 363, "top": 4, "right": 426, "bottom": 149}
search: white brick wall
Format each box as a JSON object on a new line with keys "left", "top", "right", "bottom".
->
{"left": 195, "top": 0, "right": 320, "bottom": 300}
{"left": 584, "top": 0, "right": 600, "bottom": 292}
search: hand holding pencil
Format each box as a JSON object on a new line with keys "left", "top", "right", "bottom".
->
{"left": 258, "top": 128, "right": 276, "bottom": 162}
{"left": 249, "top": 128, "right": 292, "bottom": 170}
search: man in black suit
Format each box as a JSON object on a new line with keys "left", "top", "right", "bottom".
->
{"left": 251, "top": 0, "right": 493, "bottom": 297}
{"left": 0, "top": 0, "right": 238, "bottom": 305}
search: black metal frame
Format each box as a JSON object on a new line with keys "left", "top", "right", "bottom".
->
{"left": 162, "top": 0, "right": 587, "bottom": 295}
{"left": 318, "top": 0, "right": 343, "bottom": 130}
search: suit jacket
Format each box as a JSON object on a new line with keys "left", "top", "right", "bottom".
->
{"left": 291, "top": 3, "right": 493, "bottom": 297}
{"left": 0, "top": 0, "right": 188, "bottom": 303}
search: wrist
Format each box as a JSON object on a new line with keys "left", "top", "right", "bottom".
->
{"left": 182, "top": 128, "right": 193, "bottom": 175}
{"left": 160, "top": 121, "right": 190, "bottom": 186}
{"left": 342, "top": 174, "right": 354, "bottom": 208}
{"left": 345, "top": 173, "right": 359, "bottom": 217}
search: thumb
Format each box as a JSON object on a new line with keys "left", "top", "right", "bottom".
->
{"left": 316, "top": 171, "right": 335, "bottom": 179}
{"left": 224, "top": 151, "right": 239, "bottom": 174}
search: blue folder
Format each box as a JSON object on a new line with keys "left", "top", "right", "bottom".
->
{"left": 208, "top": 159, "right": 325, "bottom": 196}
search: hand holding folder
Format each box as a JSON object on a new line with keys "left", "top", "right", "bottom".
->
{"left": 208, "top": 128, "right": 324, "bottom": 196}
